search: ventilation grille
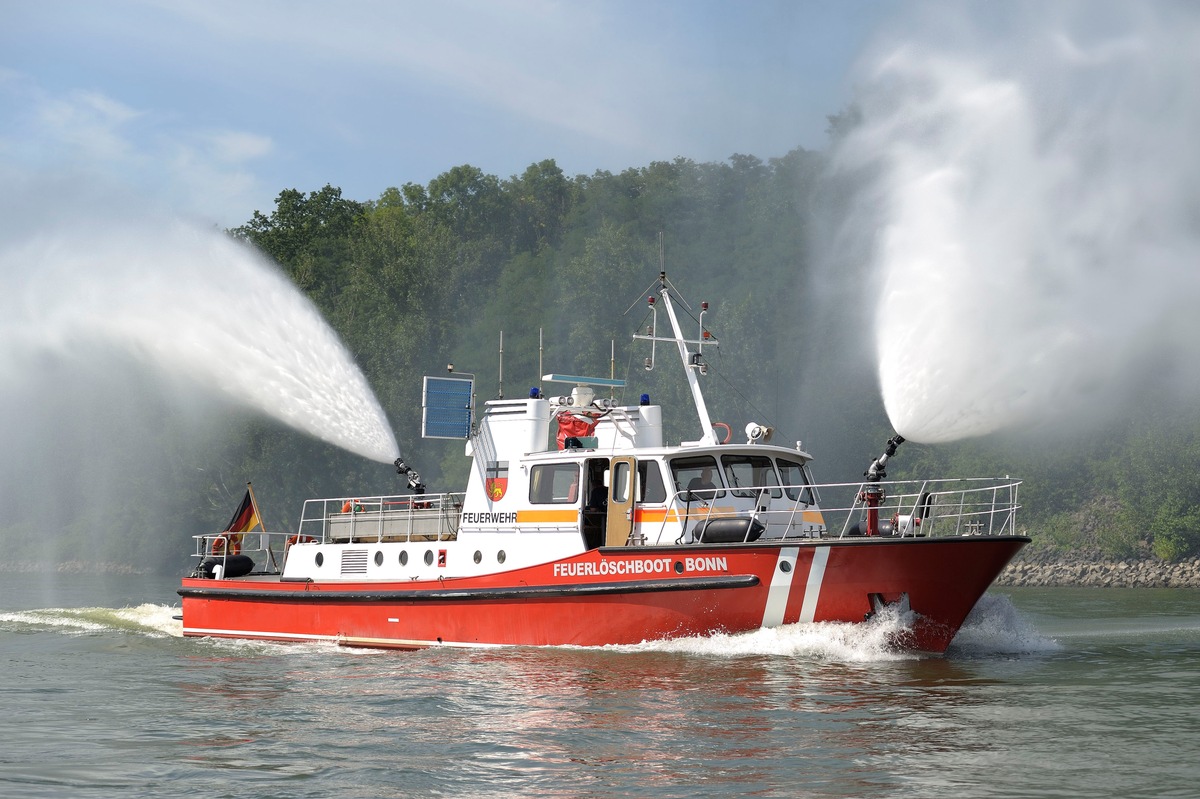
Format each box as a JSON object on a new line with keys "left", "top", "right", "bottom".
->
{"left": 340, "top": 549, "right": 369, "bottom": 575}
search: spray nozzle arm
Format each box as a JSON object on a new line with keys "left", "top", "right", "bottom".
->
{"left": 865, "top": 434, "right": 906, "bottom": 481}
{"left": 394, "top": 458, "right": 426, "bottom": 494}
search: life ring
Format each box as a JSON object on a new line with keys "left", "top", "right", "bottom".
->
{"left": 211, "top": 533, "right": 241, "bottom": 556}
{"left": 284, "top": 534, "right": 315, "bottom": 550}
{"left": 341, "top": 499, "right": 364, "bottom": 513}
{"left": 712, "top": 422, "right": 731, "bottom": 444}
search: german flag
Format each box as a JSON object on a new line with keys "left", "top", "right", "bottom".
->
{"left": 225, "top": 485, "right": 263, "bottom": 534}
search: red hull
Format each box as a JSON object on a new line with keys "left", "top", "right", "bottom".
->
{"left": 179, "top": 536, "right": 1027, "bottom": 654}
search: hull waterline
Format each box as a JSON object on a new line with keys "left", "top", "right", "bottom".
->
{"left": 180, "top": 536, "right": 1027, "bottom": 653}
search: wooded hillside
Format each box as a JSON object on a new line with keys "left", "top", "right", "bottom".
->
{"left": 227, "top": 152, "right": 1200, "bottom": 565}
{"left": 13, "top": 144, "right": 1199, "bottom": 571}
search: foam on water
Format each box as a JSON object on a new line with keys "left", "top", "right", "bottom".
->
{"left": 835, "top": 4, "right": 1200, "bottom": 442}
{"left": 614, "top": 602, "right": 921, "bottom": 662}
{"left": 613, "top": 592, "right": 1058, "bottom": 661}
{"left": 946, "top": 593, "right": 1061, "bottom": 656}
{"left": 0, "top": 603, "right": 183, "bottom": 638}
{"left": 0, "top": 213, "right": 398, "bottom": 463}
{"left": 1, "top": 593, "right": 1055, "bottom": 662}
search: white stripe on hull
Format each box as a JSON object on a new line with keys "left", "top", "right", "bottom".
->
{"left": 797, "top": 546, "right": 830, "bottom": 623}
{"left": 760, "top": 546, "right": 799, "bottom": 628}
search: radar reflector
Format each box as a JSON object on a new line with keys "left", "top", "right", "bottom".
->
{"left": 422, "top": 376, "right": 473, "bottom": 439}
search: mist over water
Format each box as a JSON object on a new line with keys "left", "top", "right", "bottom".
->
{"left": 0, "top": 209, "right": 399, "bottom": 464}
{"left": 835, "top": 3, "right": 1200, "bottom": 443}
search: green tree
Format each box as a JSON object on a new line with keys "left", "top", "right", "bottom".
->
{"left": 509, "top": 159, "right": 574, "bottom": 253}
{"left": 232, "top": 185, "right": 366, "bottom": 310}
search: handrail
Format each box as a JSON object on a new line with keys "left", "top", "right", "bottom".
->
{"left": 189, "top": 478, "right": 1022, "bottom": 572}
{"left": 188, "top": 492, "right": 468, "bottom": 574}
{"left": 645, "top": 477, "right": 1021, "bottom": 545}
{"left": 298, "top": 492, "right": 465, "bottom": 544}
{"left": 188, "top": 529, "right": 299, "bottom": 576}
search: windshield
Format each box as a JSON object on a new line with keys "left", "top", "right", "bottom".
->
{"left": 776, "top": 458, "right": 815, "bottom": 504}
{"left": 669, "top": 456, "right": 725, "bottom": 500}
{"left": 720, "top": 454, "right": 782, "bottom": 498}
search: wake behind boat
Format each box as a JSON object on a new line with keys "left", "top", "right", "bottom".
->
{"left": 179, "top": 272, "right": 1027, "bottom": 654}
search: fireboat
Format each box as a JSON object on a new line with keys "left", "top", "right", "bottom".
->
{"left": 179, "top": 272, "right": 1027, "bottom": 653}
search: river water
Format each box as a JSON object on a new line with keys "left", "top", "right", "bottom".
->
{"left": 1, "top": 574, "right": 1197, "bottom": 798}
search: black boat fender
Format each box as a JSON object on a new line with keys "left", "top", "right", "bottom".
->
{"left": 692, "top": 517, "right": 765, "bottom": 543}
{"left": 198, "top": 554, "right": 255, "bottom": 579}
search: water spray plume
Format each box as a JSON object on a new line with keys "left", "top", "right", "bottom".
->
{"left": 835, "top": 4, "right": 1200, "bottom": 443}
{"left": 0, "top": 213, "right": 400, "bottom": 464}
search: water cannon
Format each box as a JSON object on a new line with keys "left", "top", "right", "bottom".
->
{"left": 394, "top": 457, "right": 426, "bottom": 494}
{"left": 865, "top": 434, "right": 906, "bottom": 482}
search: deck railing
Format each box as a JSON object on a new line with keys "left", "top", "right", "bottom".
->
{"left": 188, "top": 530, "right": 295, "bottom": 576}
{"left": 298, "top": 493, "right": 465, "bottom": 544}
{"left": 189, "top": 478, "right": 1021, "bottom": 574}
{"left": 188, "top": 494, "right": 466, "bottom": 576}
{"left": 652, "top": 477, "right": 1022, "bottom": 545}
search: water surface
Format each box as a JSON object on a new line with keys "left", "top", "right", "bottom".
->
{"left": 2, "top": 575, "right": 1196, "bottom": 798}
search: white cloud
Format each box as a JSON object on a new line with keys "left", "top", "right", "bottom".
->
{"left": 203, "top": 130, "right": 275, "bottom": 164}
{"left": 2, "top": 0, "right": 876, "bottom": 222}
{"left": 0, "top": 72, "right": 274, "bottom": 225}
{"left": 136, "top": 0, "right": 663, "bottom": 150}
{"left": 34, "top": 89, "right": 143, "bottom": 163}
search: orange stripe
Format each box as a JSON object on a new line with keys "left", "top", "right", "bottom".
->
{"left": 515, "top": 506, "right": 820, "bottom": 526}
{"left": 634, "top": 506, "right": 740, "bottom": 523}
{"left": 516, "top": 509, "right": 580, "bottom": 523}
{"left": 635, "top": 508, "right": 672, "bottom": 522}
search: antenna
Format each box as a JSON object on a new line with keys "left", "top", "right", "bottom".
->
{"left": 497, "top": 331, "right": 504, "bottom": 399}
{"left": 630, "top": 270, "right": 718, "bottom": 444}
{"left": 610, "top": 340, "right": 616, "bottom": 399}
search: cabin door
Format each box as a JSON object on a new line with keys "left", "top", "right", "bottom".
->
{"left": 605, "top": 457, "right": 637, "bottom": 547}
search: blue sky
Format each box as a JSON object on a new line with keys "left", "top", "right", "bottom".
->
{"left": 1, "top": 0, "right": 898, "bottom": 227}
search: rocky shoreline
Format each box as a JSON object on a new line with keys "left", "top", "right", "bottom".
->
{"left": 996, "top": 550, "right": 1200, "bottom": 589}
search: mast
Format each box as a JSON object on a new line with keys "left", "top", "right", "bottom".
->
{"left": 635, "top": 271, "right": 717, "bottom": 445}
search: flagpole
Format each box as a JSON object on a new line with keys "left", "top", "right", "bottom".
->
{"left": 246, "top": 481, "right": 265, "bottom": 531}
{"left": 247, "top": 481, "right": 281, "bottom": 573}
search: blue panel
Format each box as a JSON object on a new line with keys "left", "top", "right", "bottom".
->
{"left": 422, "top": 376, "right": 474, "bottom": 439}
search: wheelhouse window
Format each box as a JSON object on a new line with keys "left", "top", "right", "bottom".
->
{"left": 776, "top": 458, "right": 815, "bottom": 504}
{"left": 670, "top": 456, "right": 725, "bottom": 500}
{"left": 529, "top": 463, "right": 580, "bottom": 504}
{"left": 720, "top": 454, "right": 782, "bottom": 498}
{"left": 638, "top": 461, "right": 668, "bottom": 504}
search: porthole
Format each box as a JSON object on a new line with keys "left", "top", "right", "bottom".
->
{"left": 399, "top": 550, "right": 409, "bottom": 566}
{"left": 497, "top": 550, "right": 507, "bottom": 564}
{"left": 374, "top": 551, "right": 384, "bottom": 566}
{"left": 473, "top": 550, "right": 482, "bottom": 564}
{"left": 315, "top": 552, "right": 324, "bottom": 567}
{"left": 424, "top": 549, "right": 434, "bottom": 566}
{"left": 674, "top": 561, "right": 684, "bottom": 574}
{"left": 779, "top": 560, "right": 792, "bottom": 573}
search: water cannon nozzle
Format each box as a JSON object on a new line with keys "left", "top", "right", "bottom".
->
{"left": 394, "top": 458, "right": 426, "bottom": 494}
{"left": 865, "top": 434, "right": 906, "bottom": 482}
